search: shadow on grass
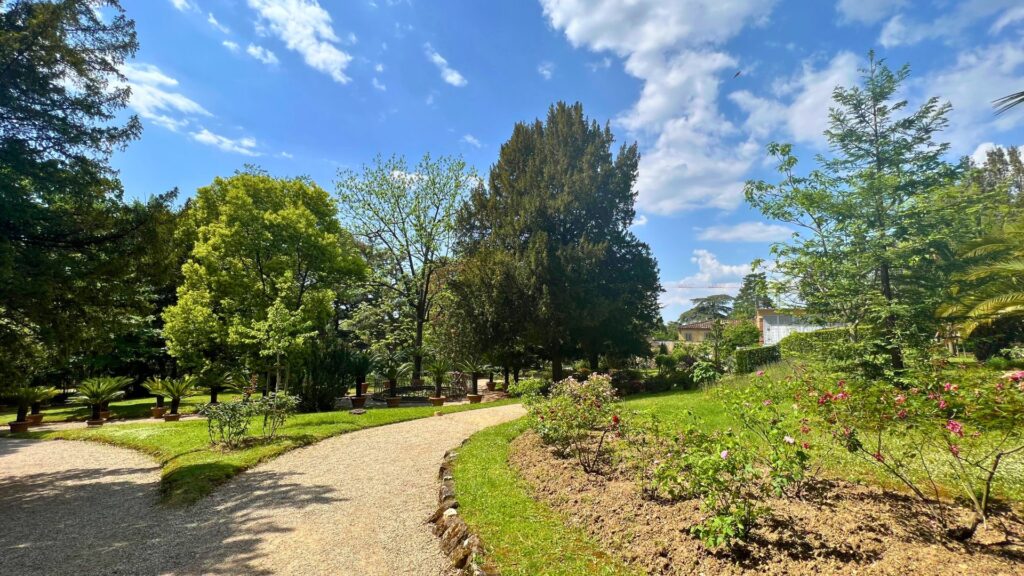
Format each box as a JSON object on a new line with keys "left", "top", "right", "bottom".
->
{"left": 1, "top": 450, "right": 342, "bottom": 576}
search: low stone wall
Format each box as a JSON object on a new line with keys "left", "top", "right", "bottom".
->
{"left": 428, "top": 443, "right": 499, "bottom": 575}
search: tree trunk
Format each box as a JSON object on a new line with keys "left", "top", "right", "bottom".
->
{"left": 156, "top": 395, "right": 165, "bottom": 408}
{"left": 30, "top": 402, "right": 41, "bottom": 415}
{"left": 513, "top": 367, "right": 520, "bottom": 383}
{"left": 210, "top": 387, "right": 219, "bottom": 404}
{"left": 16, "top": 405, "right": 28, "bottom": 423}
{"left": 413, "top": 314, "right": 425, "bottom": 381}
{"left": 356, "top": 377, "right": 366, "bottom": 397}
{"left": 588, "top": 352, "right": 599, "bottom": 372}
{"left": 91, "top": 403, "right": 101, "bottom": 421}
{"left": 389, "top": 379, "right": 397, "bottom": 398}
{"left": 470, "top": 372, "right": 479, "bottom": 395}
{"left": 878, "top": 261, "right": 905, "bottom": 371}
{"left": 503, "top": 366, "right": 510, "bottom": 389}
{"left": 170, "top": 397, "right": 181, "bottom": 415}
{"left": 434, "top": 378, "right": 443, "bottom": 398}
{"left": 551, "top": 352, "right": 564, "bottom": 382}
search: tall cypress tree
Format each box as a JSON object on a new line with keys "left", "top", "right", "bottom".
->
{"left": 457, "top": 102, "right": 660, "bottom": 380}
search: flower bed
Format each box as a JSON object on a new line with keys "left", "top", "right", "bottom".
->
{"left": 510, "top": 430, "right": 1024, "bottom": 575}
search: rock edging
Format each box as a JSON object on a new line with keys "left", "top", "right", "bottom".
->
{"left": 428, "top": 441, "right": 499, "bottom": 576}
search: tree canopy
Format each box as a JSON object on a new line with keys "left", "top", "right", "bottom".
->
{"left": 454, "top": 102, "right": 661, "bottom": 379}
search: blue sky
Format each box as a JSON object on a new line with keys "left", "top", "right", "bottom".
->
{"left": 112, "top": 0, "right": 1024, "bottom": 321}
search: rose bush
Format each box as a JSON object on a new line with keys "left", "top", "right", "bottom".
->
{"left": 528, "top": 374, "right": 621, "bottom": 472}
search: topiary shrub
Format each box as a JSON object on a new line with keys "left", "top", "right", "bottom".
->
{"left": 734, "top": 345, "right": 781, "bottom": 374}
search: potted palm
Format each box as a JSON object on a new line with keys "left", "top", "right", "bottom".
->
{"left": 161, "top": 376, "right": 198, "bottom": 421}
{"left": 74, "top": 377, "right": 129, "bottom": 426}
{"left": 460, "top": 357, "right": 486, "bottom": 404}
{"left": 349, "top": 352, "right": 372, "bottom": 409}
{"left": 374, "top": 350, "right": 409, "bottom": 408}
{"left": 426, "top": 357, "right": 451, "bottom": 407}
{"left": 3, "top": 386, "right": 58, "bottom": 432}
{"left": 142, "top": 377, "right": 169, "bottom": 418}
{"left": 25, "top": 386, "right": 59, "bottom": 426}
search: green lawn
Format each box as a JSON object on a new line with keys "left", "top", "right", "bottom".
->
{"left": 452, "top": 418, "right": 639, "bottom": 576}
{"left": 1, "top": 393, "right": 240, "bottom": 423}
{"left": 18, "top": 399, "right": 516, "bottom": 506}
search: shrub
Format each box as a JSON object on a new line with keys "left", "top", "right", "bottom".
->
{"left": 691, "top": 360, "right": 720, "bottom": 387}
{"left": 622, "top": 417, "right": 767, "bottom": 548}
{"left": 722, "top": 321, "right": 760, "bottom": 353}
{"left": 528, "top": 374, "right": 621, "bottom": 472}
{"left": 257, "top": 393, "right": 298, "bottom": 440}
{"left": 507, "top": 377, "right": 548, "bottom": 398}
{"left": 778, "top": 328, "right": 847, "bottom": 360}
{"left": 733, "top": 345, "right": 781, "bottom": 374}
{"left": 200, "top": 401, "right": 256, "bottom": 448}
{"left": 726, "top": 376, "right": 810, "bottom": 497}
{"left": 807, "top": 366, "right": 1024, "bottom": 541}
{"left": 610, "top": 369, "right": 645, "bottom": 396}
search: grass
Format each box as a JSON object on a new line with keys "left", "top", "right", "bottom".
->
{"left": 19, "top": 398, "right": 516, "bottom": 506}
{"left": 452, "top": 418, "right": 639, "bottom": 576}
{"left": 1, "top": 393, "right": 240, "bottom": 423}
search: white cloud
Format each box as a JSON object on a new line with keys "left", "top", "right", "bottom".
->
{"left": 374, "top": 63, "right": 385, "bottom": 73}
{"left": 169, "top": 0, "right": 196, "bottom": 12}
{"left": 537, "top": 61, "right": 555, "bottom": 80}
{"left": 372, "top": 77, "right": 386, "bottom": 91}
{"left": 247, "top": 43, "right": 279, "bottom": 65}
{"left": 729, "top": 51, "right": 860, "bottom": 148}
{"left": 540, "top": 0, "right": 777, "bottom": 215}
{"left": 697, "top": 221, "right": 793, "bottom": 242}
{"left": 587, "top": 57, "right": 612, "bottom": 71}
{"left": 461, "top": 134, "right": 482, "bottom": 148}
{"left": 992, "top": 6, "right": 1024, "bottom": 33}
{"left": 970, "top": 142, "right": 998, "bottom": 165}
{"left": 879, "top": 1, "right": 1020, "bottom": 47}
{"left": 223, "top": 40, "right": 240, "bottom": 52}
{"left": 279, "top": 151, "right": 295, "bottom": 159}
{"left": 120, "top": 63, "right": 211, "bottom": 131}
{"left": 424, "top": 43, "right": 467, "bottom": 87}
{"left": 661, "top": 249, "right": 749, "bottom": 310}
{"left": 190, "top": 128, "right": 261, "bottom": 156}
{"left": 632, "top": 214, "right": 648, "bottom": 227}
{"left": 835, "top": 0, "right": 904, "bottom": 25}
{"left": 924, "top": 38, "right": 1024, "bottom": 154}
{"left": 247, "top": 0, "right": 353, "bottom": 83}
{"left": 207, "top": 12, "right": 230, "bottom": 33}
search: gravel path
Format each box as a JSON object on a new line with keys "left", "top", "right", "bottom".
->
{"left": 0, "top": 404, "right": 525, "bottom": 575}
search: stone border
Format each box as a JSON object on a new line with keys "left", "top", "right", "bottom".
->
{"left": 428, "top": 441, "right": 499, "bottom": 575}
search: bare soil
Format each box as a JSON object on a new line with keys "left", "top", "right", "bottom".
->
{"left": 509, "top": 431, "right": 1024, "bottom": 576}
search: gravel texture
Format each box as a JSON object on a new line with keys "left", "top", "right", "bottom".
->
{"left": 0, "top": 403, "right": 525, "bottom": 575}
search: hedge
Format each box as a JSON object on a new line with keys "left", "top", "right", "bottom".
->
{"left": 734, "top": 344, "right": 781, "bottom": 374}
{"left": 778, "top": 328, "right": 848, "bottom": 359}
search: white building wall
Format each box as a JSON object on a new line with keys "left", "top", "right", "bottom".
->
{"left": 762, "top": 314, "right": 829, "bottom": 346}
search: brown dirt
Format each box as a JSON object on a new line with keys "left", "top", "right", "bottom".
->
{"left": 509, "top": 431, "right": 1024, "bottom": 576}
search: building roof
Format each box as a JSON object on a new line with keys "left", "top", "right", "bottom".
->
{"left": 677, "top": 320, "right": 717, "bottom": 331}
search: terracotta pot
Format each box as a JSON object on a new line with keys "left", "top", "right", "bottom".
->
{"left": 150, "top": 407, "right": 167, "bottom": 418}
{"left": 386, "top": 397, "right": 401, "bottom": 408}
{"left": 428, "top": 397, "right": 445, "bottom": 407}
{"left": 163, "top": 413, "right": 181, "bottom": 422}
{"left": 485, "top": 381, "right": 496, "bottom": 391}
{"left": 86, "top": 419, "right": 104, "bottom": 427}
{"left": 350, "top": 396, "right": 367, "bottom": 409}
{"left": 467, "top": 394, "right": 483, "bottom": 404}
{"left": 8, "top": 421, "right": 30, "bottom": 433}
{"left": 26, "top": 413, "right": 44, "bottom": 426}
{"left": 99, "top": 410, "right": 111, "bottom": 420}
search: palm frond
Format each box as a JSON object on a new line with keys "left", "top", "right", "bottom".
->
{"left": 994, "top": 90, "right": 1024, "bottom": 115}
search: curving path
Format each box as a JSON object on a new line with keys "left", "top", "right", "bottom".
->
{"left": 0, "top": 403, "right": 525, "bottom": 575}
